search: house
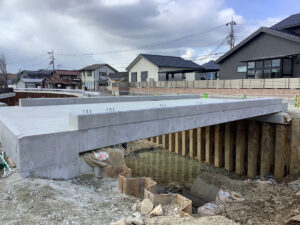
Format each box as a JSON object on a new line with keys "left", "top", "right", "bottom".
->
{"left": 44, "top": 70, "right": 81, "bottom": 89}
{"left": 16, "top": 70, "right": 52, "bottom": 88}
{"left": 108, "top": 72, "right": 128, "bottom": 84}
{"left": 18, "top": 69, "right": 52, "bottom": 79}
{"left": 216, "top": 13, "right": 300, "bottom": 79}
{"left": 126, "top": 54, "right": 204, "bottom": 82}
{"left": 79, "top": 64, "right": 118, "bottom": 91}
{"left": 17, "top": 78, "right": 44, "bottom": 88}
{"left": 198, "top": 60, "right": 220, "bottom": 80}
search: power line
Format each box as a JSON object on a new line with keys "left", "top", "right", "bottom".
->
{"left": 56, "top": 24, "right": 226, "bottom": 57}
{"left": 8, "top": 54, "right": 48, "bottom": 64}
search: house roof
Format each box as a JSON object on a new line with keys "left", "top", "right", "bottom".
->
{"left": 20, "top": 78, "right": 44, "bottom": 83}
{"left": 216, "top": 27, "right": 300, "bottom": 63}
{"left": 271, "top": 13, "right": 300, "bottom": 30}
{"left": 20, "top": 70, "right": 52, "bottom": 78}
{"left": 79, "top": 64, "right": 118, "bottom": 72}
{"left": 126, "top": 54, "right": 203, "bottom": 70}
{"left": 54, "top": 70, "right": 79, "bottom": 76}
{"left": 201, "top": 60, "right": 220, "bottom": 71}
{"left": 108, "top": 72, "right": 129, "bottom": 80}
{"left": 44, "top": 77, "right": 70, "bottom": 85}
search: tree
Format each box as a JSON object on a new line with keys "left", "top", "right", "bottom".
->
{"left": 0, "top": 55, "right": 8, "bottom": 88}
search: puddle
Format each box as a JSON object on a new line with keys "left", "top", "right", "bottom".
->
{"left": 125, "top": 149, "right": 220, "bottom": 188}
{"left": 125, "top": 148, "right": 246, "bottom": 209}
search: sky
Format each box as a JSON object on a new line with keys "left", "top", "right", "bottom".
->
{"left": 0, "top": 0, "right": 299, "bottom": 73}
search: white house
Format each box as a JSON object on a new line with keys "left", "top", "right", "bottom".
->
{"left": 80, "top": 64, "right": 118, "bottom": 91}
{"left": 126, "top": 54, "right": 204, "bottom": 82}
{"left": 16, "top": 78, "right": 44, "bottom": 88}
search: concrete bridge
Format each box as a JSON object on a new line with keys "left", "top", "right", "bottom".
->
{"left": 0, "top": 95, "right": 287, "bottom": 179}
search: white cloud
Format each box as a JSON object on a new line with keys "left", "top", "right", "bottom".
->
{"left": 0, "top": 0, "right": 273, "bottom": 73}
{"left": 181, "top": 48, "right": 195, "bottom": 60}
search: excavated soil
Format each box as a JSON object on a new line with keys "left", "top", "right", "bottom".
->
{"left": 126, "top": 140, "right": 300, "bottom": 225}
{"left": 0, "top": 173, "right": 137, "bottom": 225}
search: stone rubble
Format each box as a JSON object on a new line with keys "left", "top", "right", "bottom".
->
{"left": 150, "top": 204, "right": 163, "bottom": 216}
{"left": 140, "top": 198, "right": 154, "bottom": 215}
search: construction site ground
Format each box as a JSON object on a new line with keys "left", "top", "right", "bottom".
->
{"left": 0, "top": 140, "right": 299, "bottom": 225}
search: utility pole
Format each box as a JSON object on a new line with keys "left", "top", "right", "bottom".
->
{"left": 226, "top": 18, "right": 236, "bottom": 49}
{"left": 48, "top": 49, "right": 55, "bottom": 73}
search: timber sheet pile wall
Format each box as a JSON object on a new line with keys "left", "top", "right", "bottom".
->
{"left": 149, "top": 119, "right": 300, "bottom": 179}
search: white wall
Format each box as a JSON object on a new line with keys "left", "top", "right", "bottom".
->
{"left": 81, "top": 65, "right": 116, "bottom": 90}
{"left": 185, "top": 72, "right": 196, "bottom": 81}
{"left": 128, "top": 57, "right": 159, "bottom": 82}
{"left": 17, "top": 80, "right": 25, "bottom": 88}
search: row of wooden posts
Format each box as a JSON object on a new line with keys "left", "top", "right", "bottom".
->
{"left": 147, "top": 119, "right": 298, "bottom": 179}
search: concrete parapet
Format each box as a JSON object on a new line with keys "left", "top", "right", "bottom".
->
{"left": 19, "top": 94, "right": 201, "bottom": 107}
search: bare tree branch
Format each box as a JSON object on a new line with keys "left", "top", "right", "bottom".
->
{"left": 0, "top": 55, "right": 8, "bottom": 87}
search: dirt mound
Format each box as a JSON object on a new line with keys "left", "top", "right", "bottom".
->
{"left": 126, "top": 140, "right": 160, "bottom": 154}
{"left": 197, "top": 173, "right": 300, "bottom": 225}
{"left": 0, "top": 173, "right": 137, "bottom": 225}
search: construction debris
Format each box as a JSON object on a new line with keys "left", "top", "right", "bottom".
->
{"left": 0, "top": 151, "right": 14, "bottom": 177}
{"left": 141, "top": 198, "right": 154, "bottom": 215}
{"left": 82, "top": 148, "right": 131, "bottom": 178}
{"left": 150, "top": 204, "right": 163, "bottom": 216}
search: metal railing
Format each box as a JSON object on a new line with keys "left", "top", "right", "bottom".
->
{"left": 13, "top": 88, "right": 101, "bottom": 96}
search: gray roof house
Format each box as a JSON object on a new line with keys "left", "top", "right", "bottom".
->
{"left": 126, "top": 54, "right": 203, "bottom": 82}
{"left": 79, "top": 64, "right": 118, "bottom": 91}
{"left": 216, "top": 13, "right": 300, "bottom": 79}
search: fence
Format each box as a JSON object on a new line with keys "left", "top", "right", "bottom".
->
{"left": 117, "top": 78, "right": 300, "bottom": 89}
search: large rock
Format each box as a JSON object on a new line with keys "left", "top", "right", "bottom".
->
{"left": 150, "top": 204, "right": 163, "bottom": 216}
{"left": 141, "top": 198, "right": 154, "bottom": 215}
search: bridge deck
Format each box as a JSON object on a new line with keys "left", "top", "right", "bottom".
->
{"left": 0, "top": 97, "right": 287, "bottom": 179}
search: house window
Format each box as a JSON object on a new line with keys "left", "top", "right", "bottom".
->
{"left": 264, "top": 69, "right": 271, "bottom": 78}
{"left": 272, "top": 59, "right": 281, "bottom": 67}
{"left": 271, "top": 68, "right": 280, "bottom": 78}
{"left": 141, "top": 71, "right": 148, "bottom": 82}
{"left": 256, "top": 61, "right": 263, "bottom": 68}
{"left": 247, "top": 58, "right": 282, "bottom": 78}
{"left": 87, "top": 71, "right": 92, "bottom": 76}
{"left": 255, "top": 69, "right": 263, "bottom": 78}
{"left": 131, "top": 72, "right": 137, "bottom": 82}
{"left": 237, "top": 66, "right": 247, "bottom": 73}
{"left": 247, "top": 69, "right": 255, "bottom": 77}
{"left": 247, "top": 62, "right": 255, "bottom": 69}
{"left": 264, "top": 60, "right": 272, "bottom": 68}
